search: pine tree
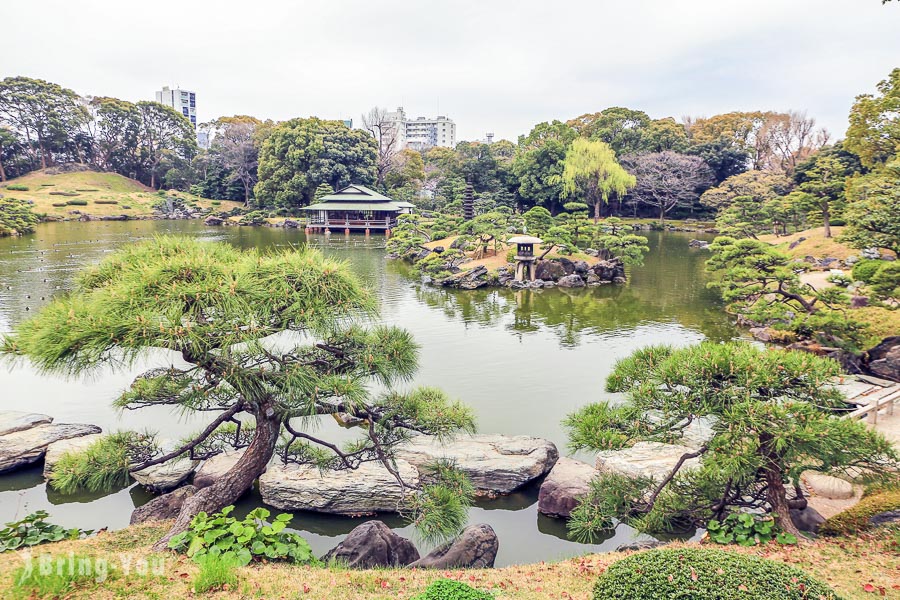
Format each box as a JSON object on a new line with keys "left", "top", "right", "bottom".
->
{"left": 1, "top": 236, "right": 475, "bottom": 548}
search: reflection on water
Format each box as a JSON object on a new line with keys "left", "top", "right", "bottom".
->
{"left": 0, "top": 221, "right": 735, "bottom": 565}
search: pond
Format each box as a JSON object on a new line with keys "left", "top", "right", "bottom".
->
{"left": 0, "top": 221, "right": 737, "bottom": 566}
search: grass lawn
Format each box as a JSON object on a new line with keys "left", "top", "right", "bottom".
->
{"left": 759, "top": 226, "right": 883, "bottom": 261}
{"left": 0, "top": 522, "right": 895, "bottom": 599}
{"left": 0, "top": 170, "right": 242, "bottom": 218}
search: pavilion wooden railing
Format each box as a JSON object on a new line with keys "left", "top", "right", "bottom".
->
{"left": 841, "top": 386, "right": 900, "bottom": 425}
{"left": 306, "top": 217, "right": 397, "bottom": 229}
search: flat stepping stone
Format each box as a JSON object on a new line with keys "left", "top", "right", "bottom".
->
{"left": 259, "top": 460, "right": 419, "bottom": 515}
{"left": 132, "top": 456, "right": 199, "bottom": 492}
{"left": 0, "top": 411, "right": 52, "bottom": 437}
{"left": 396, "top": 434, "right": 559, "bottom": 494}
{"left": 43, "top": 433, "right": 103, "bottom": 477}
{"left": 193, "top": 449, "right": 246, "bottom": 489}
{"left": 0, "top": 423, "right": 102, "bottom": 473}
{"left": 801, "top": 470, "right": 854, "bottom": 500}
{"left": 595, "top": 441, "right": 701, "bottom": 482}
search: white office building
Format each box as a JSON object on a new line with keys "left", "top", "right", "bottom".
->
{"left": 383, "top": 107, "right": 456, "bottom": 151}
{"left": 155, "top": 86, "right": 197, "bottom": 128}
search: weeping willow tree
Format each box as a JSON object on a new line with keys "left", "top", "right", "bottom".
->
{"left": 552, "top": 138, "right": 636, "bottom": 222}
{"left": 1, "top": 236, "right": 475, "bottom": 549}
{"left": 564, "top": 342, "right": 897, "bottom": 540}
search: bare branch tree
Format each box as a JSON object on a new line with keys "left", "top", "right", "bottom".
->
{"left": 621, "top": 151, "right": 714, "bottom": 223}
{"left": 362, "top": 106, "right": 400, "bottom": 188}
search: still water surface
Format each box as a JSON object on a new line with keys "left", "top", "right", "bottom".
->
{"left": 0, "top": 221, "right": 737, "bottom": 565}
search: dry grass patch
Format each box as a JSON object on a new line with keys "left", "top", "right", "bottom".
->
{"left": 0, "top": 522, "right": 896, "bottom": 599}
{"left": 0, "top": 170, "right": 241, "bottom": 218}
{"left": 760, "top": 227, "right": 859, "bottom": 261}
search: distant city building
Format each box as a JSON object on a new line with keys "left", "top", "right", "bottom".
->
{"left": 383, "top": 107, "right": 456, "bottom": 151}
{"left": 342, "top": 118, "right": 353, "bottom": 129}
{"left": 197, "top": 130, "right": 210, "bottom": 149}
{"left": 155, "top": 86, "right": 197, "bottom": 128}
{"left": 483, "top": 132, "right": 494, "bottom": 144}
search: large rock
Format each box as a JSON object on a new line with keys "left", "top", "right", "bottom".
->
{"left": 866, "top": 336, "right": 900, "bottom": 382}
{"left": 790, "top": 506, "right": 825, "bottom": 533}
{"left": 537, "top": 457, "right": 596, "bottom": 518}
{"left": 204, "top": 215, "right": 224, "bottom": 226}
{"left": 557, "top": 274, "right": 586, "bottom": 288}
{"left": 595, "top": 442, "right": 701, "bottom": 482}
{"left": 192, "top": 449, "right": 246, "bottom": 489}
{"left": 534, "top": 260, "right": 566, "bottom": 282}
{"left": 396, "top": 434, "right": 558, "bottom": 494}
{"left": 259, "top": 460, "right": 419, "bottom": 515}
{"left": 588, "top": 258, "right": 626, "bottom": 282}
{"left": 0, "top": 411, "right": 52, "bottom": 436}
{"left": 43, "top": 433, "right": 103, "bottom": 477}
{"left": 408, "top": 524, "right": 498, "bottom": 569}
{"left": 801, "top": 471, "right": 854, "bottom": 500}
{"left": 133, "top": 457, "right": 200, "bottom": 492}
{"left": 0, "top": 423, "right": 102, "bottom": 473}
{"left": 322, "top": 521, "right": 419, "bottom": 568}
{"left": 130, "top": 485, "right": 197, "bottom": 525}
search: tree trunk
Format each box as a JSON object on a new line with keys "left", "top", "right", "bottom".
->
{"left": 659, "top": 204, "right": 666, "bottom": 225}
{"left": 244, "top": 180, "right": 251, "bottom": 206}
{"left": 593, "top": 201, "right": 600, "bottom": 223}
{"left": 0, "top": 157, "right": 6, "bottom": 182}
{"left": 822, "top": 202, "right": 831, "bottom": 239}
{"left": 760, "top": 433, "right": 802, "bottom": 538}
{"left": 150, "top": 170, "right": 156, "bottom": 190}
{"left": 151, "top": 408, "right": 281, "bottom": 550}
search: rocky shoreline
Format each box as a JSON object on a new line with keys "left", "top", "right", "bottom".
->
{"left": 0, "top": 408, "right": 857, "bottom": 568}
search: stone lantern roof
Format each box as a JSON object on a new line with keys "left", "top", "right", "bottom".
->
{"left": 507, "top": 235, "right": 543, "bottom": 245}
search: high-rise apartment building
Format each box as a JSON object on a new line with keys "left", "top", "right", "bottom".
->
{"left": 383, "top": 107, "right": 456, "bottom": 151}
{"left": 155, "top": 86, "right": 197, "bottom": 128}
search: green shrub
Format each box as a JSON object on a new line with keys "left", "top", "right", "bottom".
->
{"left": 65, "top": 199, "right": 88, "bottom": 206}
{"left": 51, "top": 202, "right": 67, "bottom": 208}
{"left": 826, "top": 272, "right": 853, "bottom": 288}
{"left": 706, "top": 513, "right": 797, "bottom": 546}
{"left": 870, "top": 262, "right": 900, "bottom": 299}
{"left": 0, "top": 197, "right": 40, "bottom": 236}
{"left": 211, "top": 201, "right": 221, "bottom": 206}
{"left": 6, "top": 184, "right": 29, "bottom": 191}
{"left": 593, "top": 548, "right": 841, "bottom": 599}
{"left": 852, "top": 259, "right": 883, "bottom": 284}
{"left": 48, "top": 191, "right": 80, "bottom": 197}
{"left": 192, "top": 553, "right": 239, "bottom": 593}
{"left": 76, "top": 188, "right": 100, "bottom": 192}
{"left": 9, "top": 553, "right": 114, "bottom": 600}
{"left": 412, "top": 579, "right": 493, "bottom": 600}
{"left": 0, "top": 511, "right": 87, "bottom": 552}
{"left": 168, "top": 506, "right": 316, "bottom": 566}
{"left": 122, "top": 205, "right": 132, "bottom": 210}
{"left": 50, "top": 432, "right": 150, "bottom": 494}
{"left": 93, "top": 199, "right": 118, "bottom": 205}
{"left": 820, "top": 489, "right": 900, "bottom": 536}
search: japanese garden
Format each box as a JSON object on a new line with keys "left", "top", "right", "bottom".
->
{"left": 1, "top": 9, "right": 900, "bottom": 598}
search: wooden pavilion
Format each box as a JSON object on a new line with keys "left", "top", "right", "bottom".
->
{"left": 302, "top": 185, "right": 413, "bottom": 234}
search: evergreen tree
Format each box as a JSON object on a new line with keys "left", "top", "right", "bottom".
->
{"left": 565, "top": 342, "right": 896, "bottom": 540}
{"left": 1, "top": 237, "right": 475, "bottom": 548}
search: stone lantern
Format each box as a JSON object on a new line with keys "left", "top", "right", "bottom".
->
{"left": 507, "top": 235, "right": 542, "bottom": 282}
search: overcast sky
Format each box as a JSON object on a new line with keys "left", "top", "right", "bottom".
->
{"left": 2, "top": 0, "right": 898, "bottom": 142}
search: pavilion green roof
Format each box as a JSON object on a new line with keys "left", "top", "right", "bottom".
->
{"left": 316, "top": 185, "right": 394, "bottom": 203}
{"left": 302, "top": 201, "right": 407, "bottom": 211}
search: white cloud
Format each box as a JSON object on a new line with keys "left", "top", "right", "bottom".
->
{"left": 1, "top": 0, "right": 897, "bottom": 142}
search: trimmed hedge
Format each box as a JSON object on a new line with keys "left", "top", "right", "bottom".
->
{"left": 65, "top": 199, "right": 88, "bottom": 206}
{"left": 851, "top": 259, "right": 883, "bottom": 284}
{"left": 593, "top": 548, "right": 842, "bottom": 600}
{"left": 820, "top": 489, "right": 900, "bottom": 536}
{"left": 6, "top": 184, "right": 29, "bottom": 191}
{"left": 871, "top": 262, "right": 900, "bottom": 299}
{"left": 49, "top": 191, "right": 80, "bottom": 197}
{"left": 93, "top": 199, "right": 119, "bottom": 205}
{"left": 412, "top": 580, "right": 493, "bottom": 600}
